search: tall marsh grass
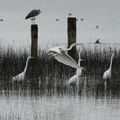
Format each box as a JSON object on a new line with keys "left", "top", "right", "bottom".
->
{"left": 0, "top": 44, "right": 120, "bottom": 95}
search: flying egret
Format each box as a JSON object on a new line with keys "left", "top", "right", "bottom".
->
{"left": 68, "top": 50, "right": 84, "bottom": 92}
{"left": 12, "top": 56, "right": 34, "bottom": 81}
{"left": 47, "top": 43, "right": 83, "bottom": 69}
{"left": 103, "top": 53, "right": 114, "bottom": 91}
{"left": 25, "top": 9, "right": 41, "bottom": 24}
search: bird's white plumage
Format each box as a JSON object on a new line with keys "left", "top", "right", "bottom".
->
{"left": 12, "top": 56, "right": 34, "bottom": 81}
{"left": 103, "top": 53, "right": 114, "bottom": 91}
{"left": 103, "top": 53, "right": 114, "bottom": 80}
{"left": 47, "top": 43, "right": 82, "bottom": 53}
{"left": 47, "top": 43, "right": 83, "bottom": 68}
{"left": 68, "top": 50, "right": 83, "bottom": 89}
{"left": 54, "top": 53, "right": 80, "bottom": 68}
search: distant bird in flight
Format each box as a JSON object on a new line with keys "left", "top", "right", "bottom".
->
{"left": 25, "top": 9, "right": 41, "bottom": 24}
{"left": 96, "top": 25, "right": 99, "bottom": 29}
{"left": 95, "top": 39, "right": 101, "bottom": 44}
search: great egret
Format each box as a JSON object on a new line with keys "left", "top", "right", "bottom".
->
{"left": 103, "top": 53, "right": 114, "bottom": 90}
{"left": 25, "top": 9, "right": 41, "bottom": 24}
{"left": 68, "top": 50, "right": 84, "bottom": 92}
{"left": 47, "top": 43, "right": 83, "bottom": 69}
{"left": 12, "top": 56, "right": 34, "bottom": 81}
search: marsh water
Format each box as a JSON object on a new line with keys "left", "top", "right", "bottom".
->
{"left": 0, "top": 90, "right": 120, "bottom": 120}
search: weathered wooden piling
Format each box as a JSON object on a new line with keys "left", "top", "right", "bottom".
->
{"left": 31, "top": 24, "right": 38, "bottom": 58}
{"left": 67, "top": 17, "right": 77, "bottom": 59}
{"left": 30, "top": 24, "right": 38, "bottom": 80}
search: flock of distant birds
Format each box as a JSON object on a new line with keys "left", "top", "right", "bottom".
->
{"left": 1, "top": 9, "right": 113, "bottom": 92}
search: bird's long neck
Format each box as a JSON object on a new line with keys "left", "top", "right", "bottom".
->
{"left": 109, "top": 53, "right": 114, "bottom": 70}
{"left": 23, "top": 57, "right": 30, "bottom": 75}
{"left": 65, "top": 43, "right": 82, "bottom": 51}
{"left": 77, "top": 51, "right": 81, "bottom": 76}
{"left": 78, "top": 51, "right": 81, "bottom": 67}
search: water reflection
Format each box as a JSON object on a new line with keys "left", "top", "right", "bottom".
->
{"left": 0, "top": 75, "right": 120, "bottom": 120}
{"left": 0, "top": 92, "right": 120, "bottom": 120}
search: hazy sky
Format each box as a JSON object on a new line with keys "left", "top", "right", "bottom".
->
{"left": 0, "top": 0, "right": 120, "bottom": 49}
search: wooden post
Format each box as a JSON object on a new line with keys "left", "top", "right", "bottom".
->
{"left": 31, "top": 24, "right": 38, "bottom": 58}
{"left": 30, "top": 24, "right": 38, "bottom": 81}
{"left": 67, "top": 17, "right": 77, "bottom": 59}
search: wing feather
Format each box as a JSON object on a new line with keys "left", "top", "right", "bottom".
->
{"left": 54, "top": 53, "right": 79, "bottom": 68}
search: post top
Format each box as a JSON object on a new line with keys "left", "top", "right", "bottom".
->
{"left": 67, "top": 17, "right": 76, "bottom": 20}
{"left": 31, "top": 24, "right": 38, "bottom": 29}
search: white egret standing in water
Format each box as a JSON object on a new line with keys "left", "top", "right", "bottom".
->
{"left": 47, "top": 43, "right": 83, "bottom": 69}
{"left": 68, "top": 50, "right": 84, "bottom": 92}
{"left": 103, "top": 53, "right": 114, "bottom": 91}
{"left": 25, "top": 9, "right": 41, "bottom": 24}
{"left": 12, "top": 56, "right": 34, "bottom": 81}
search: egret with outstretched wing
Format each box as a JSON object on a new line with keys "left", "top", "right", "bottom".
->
{"left": 47, "top": 43, "right": 82, "bottom": 68}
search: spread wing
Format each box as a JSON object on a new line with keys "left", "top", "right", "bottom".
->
{"left": 54, "top": 53, "right": 79, "bottom": 69}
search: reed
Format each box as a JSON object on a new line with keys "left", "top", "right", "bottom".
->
{"left": 0, "top": 44, "right": 120, "bottom": 95}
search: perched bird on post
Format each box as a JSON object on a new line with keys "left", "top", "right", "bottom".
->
{"left": 25, "top": 9, "right": 41, "bottom": 24}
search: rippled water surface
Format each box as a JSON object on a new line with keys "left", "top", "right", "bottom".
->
{"left": 0, "top": 92, "right": 120, "bottom": 120}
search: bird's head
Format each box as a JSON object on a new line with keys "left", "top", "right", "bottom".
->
{"left": 37, "top": 9, "right": 42, "bottom": 13}
{"left": 59, "top": 48, "right": 66, "bottom": 53}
